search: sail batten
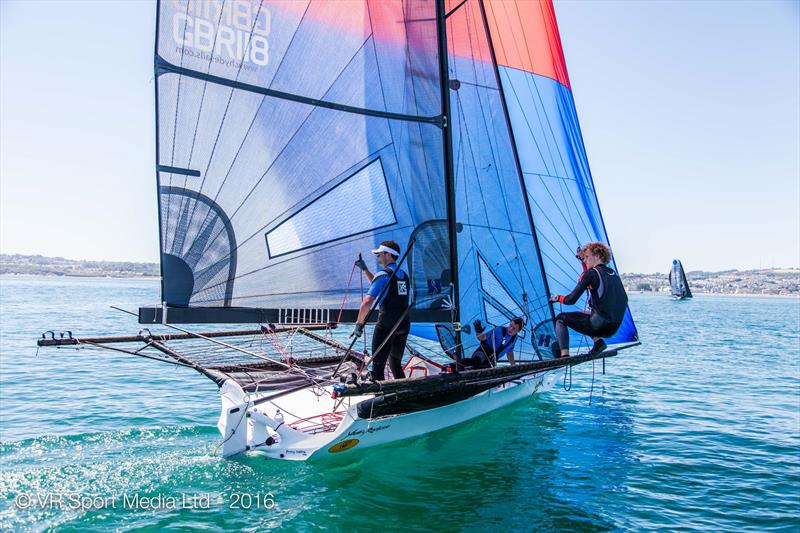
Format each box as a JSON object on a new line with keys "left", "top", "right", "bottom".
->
{"left": 156, "top": 56, "right": 444, "bottom": 125}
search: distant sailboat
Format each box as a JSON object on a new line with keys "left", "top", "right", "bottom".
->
{"left": 669, "top": 259, "right": 692, "bottom": 300}
{"left": 39, "top": 0, "right": 640, "bottom": 461}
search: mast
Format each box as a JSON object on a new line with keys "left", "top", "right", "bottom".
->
{"left": 153, "top": 0, "right": 166, "bottom": 306}
{"left": 435, "top": 0, "right": 462, "bottom": 352}
{"left": 477, "top": 0, "right": 556, "bottom": 324}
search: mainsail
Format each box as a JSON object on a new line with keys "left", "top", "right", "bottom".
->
{"left": 148, "top": 0, "right": 451, "bottom": 324}
{"left": 670, "top": 259, "right": 692, "bottom": 299}
{"left": 144, "top": 0, "right": 637, "bottom": 350}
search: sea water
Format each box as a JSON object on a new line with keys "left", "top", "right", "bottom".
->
{"left": 0, "top": 276, "right": 798, "bottom": 531}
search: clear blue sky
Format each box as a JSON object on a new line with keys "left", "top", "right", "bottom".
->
{"left": 1, "top": 0, "right": 798, "bottom": 273}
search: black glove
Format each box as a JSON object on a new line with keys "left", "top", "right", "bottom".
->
{"left": 350, "top": 323, "right": 364, "bottom": 339}
{"left": 354, "top": 254, "right": 368, "bottom": 271}
{"left": 472, "top": 319, "right": 485, "bottom": 334}
{"left": 575, "top": 246, "right": 584, "bottom": 261}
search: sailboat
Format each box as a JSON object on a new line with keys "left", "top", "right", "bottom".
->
{"left": 669, "top": 259, "right": 692, "bottom": 300}
{"left": 38, "top": 0, "right": 639, "bottom": 460}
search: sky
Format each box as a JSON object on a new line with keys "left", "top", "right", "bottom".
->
{"left": 1, "top": 0, "right": 798, "bottom": 274}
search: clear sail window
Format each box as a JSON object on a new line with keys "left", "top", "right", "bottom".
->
{"left": 265, "top": 158, "right": 396, "bottom": 258}
{"left": 478, "top": 254, "right": 522, "bottom": 316}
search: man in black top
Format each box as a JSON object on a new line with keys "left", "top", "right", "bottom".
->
{"left": 351, "top": 240, "right": 410, "bottom": 380}
{"left": 549, "top": 242, "right": 628, "bottom": 357}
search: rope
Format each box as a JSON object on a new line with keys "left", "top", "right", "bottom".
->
{"left": 336, "top": 262, "right": 358, "bottom": 324}
{"left": 358, "top": 304, "right": 412, "bottom": 375}
{"left": 360, "top": 269, "right": 367, "bottom": 353}
{"left": 159, "top": 322, "right": 329, "bottom": 389}
{"left": 261, "top": 328, "right": 290, "bottom": 366}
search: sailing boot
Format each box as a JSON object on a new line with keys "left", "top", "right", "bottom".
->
{"left": 587, "top": 339, "right": 607, "bottom": 356}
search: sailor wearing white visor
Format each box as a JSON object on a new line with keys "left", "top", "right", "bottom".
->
{"left": 351, "top": 240, "right": 410, "bottom": 380}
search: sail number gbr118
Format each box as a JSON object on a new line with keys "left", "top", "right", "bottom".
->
{"left": 172, "top": 0, "right": 270, "bottom": 67}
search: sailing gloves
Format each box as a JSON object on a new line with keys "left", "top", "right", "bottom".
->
{"left": 549, "top": 294, "right": 560, "bottom": 303}
{"left": 350, "top": 323, "right": 365, "bottom": 339}
{"left": 354, "top": 255, "right": 368, "bottom": 271}
{"left": 472, "top": 320, "right": 485, "bottom": 334}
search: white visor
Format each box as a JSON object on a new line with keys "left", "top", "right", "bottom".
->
{"left": 371, "top": 244, "right": 400, "bottom": 256}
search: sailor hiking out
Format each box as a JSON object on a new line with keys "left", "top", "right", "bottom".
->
{"left": 461, "top": 317, "right": 523, "bottom": 369}
{"left": 549, "top": 242, "right": 628, "bottom": 358}
{"left": 351, "top": 240, "right": 410, "bottom": 381}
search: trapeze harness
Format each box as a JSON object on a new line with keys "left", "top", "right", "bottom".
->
{"left": 555, "top": 265, "right": 628, "bottom": 342}
{"left": 374, "top": 265, "right": 410, "bottom": 332}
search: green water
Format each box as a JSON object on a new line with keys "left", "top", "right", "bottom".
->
{"left": 1, "top": 277, "right": 798, "bottom": 531}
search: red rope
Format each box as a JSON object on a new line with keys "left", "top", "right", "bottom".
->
{"left": 336, "top": 263, "right": 358, "bottom": 324}
{"left": 360, "top": 269, "right": 367, "bottom": 353}
{"left": 337, "top": 261, "right": 368, "bottom": 357}
{"left": 262, "top": 328, "right": 290, "bottom": 366}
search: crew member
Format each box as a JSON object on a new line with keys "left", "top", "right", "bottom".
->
{"left": 461, "top": 317, "right": 524, "bottom": 369}
{"left": 549, "top": 242, "right": 628, "bottom": 357}
{"left": 351, "top": 240, "right": 410, "bottom": 380}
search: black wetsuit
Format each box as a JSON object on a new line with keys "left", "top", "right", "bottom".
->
{"left": 370, "top": 266, "right": 410, "bottom": 381}
{"left": 555, "top": 265, "right": 627, "bottom": 350}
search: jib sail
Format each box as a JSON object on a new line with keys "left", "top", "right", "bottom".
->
{"left": 475, "top": 0, "right": 638, "bottom": 345}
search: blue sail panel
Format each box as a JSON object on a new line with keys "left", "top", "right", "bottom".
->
{"left": 154, "top": 0, "right": 451, "bottom": 315}
{"left": 476, "top": 0, "right": 638, "bottom": 346}
{"left": 498, "top": 67, "right": 637, "bottom": 346}
{"left": 445, "top": 0, "right": 553, "bottom": 360}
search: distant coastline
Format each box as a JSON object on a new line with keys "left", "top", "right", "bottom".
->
{"left": 1, "top": 254, "right": 158, "bottom": 279}
{"left": 2, "top": 253, "right": 798, "bottom": 297}
{"left": 622, "top": 269, "right": 798, "bottom": 297}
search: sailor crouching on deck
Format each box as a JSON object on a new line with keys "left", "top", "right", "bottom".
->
{"left": 462, "top": 317, "right": 523, "bottom": 369}
{"left": 548, "top": 242, "right": 628, "bottom": 358}
{"left": 350, "top": 240, "right": 410, "bottom": 381}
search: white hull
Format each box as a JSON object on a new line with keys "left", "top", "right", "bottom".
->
{"left": 217, "top": 366, "right": 561, "bottom": 461}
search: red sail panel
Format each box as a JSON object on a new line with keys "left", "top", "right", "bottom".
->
{"left": 482, "top": 0, "right": 570, "bottom": 89}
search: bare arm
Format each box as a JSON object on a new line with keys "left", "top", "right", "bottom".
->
{"left": 356, "top": 295, "right": 375, "bottom": 324}
{"left": 363, "top": 270, "right": 375, "bottom": 284}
